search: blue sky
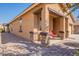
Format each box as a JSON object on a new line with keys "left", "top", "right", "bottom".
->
{"left": 0, "top": 3, "right": 78, "bottom": 24}
{"left": 72, "top": 8, "right": 79, "bottom": 19}
{"left": 0, "top": 3, "right": 31, "bottom": 24}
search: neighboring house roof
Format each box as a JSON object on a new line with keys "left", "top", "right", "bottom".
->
{"left": 9, "top": 3, "right": 75, "bottom": 24}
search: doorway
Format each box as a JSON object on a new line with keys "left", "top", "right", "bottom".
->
{"left": 49, "top": 14, "right": 61, "bottom": 35}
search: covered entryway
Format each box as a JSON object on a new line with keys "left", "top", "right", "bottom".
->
{"left": 49, "top": 13, "right": 61, "bottom": 35}
{"left": 33, "top": 8, "right": 69, "bottom": 41}
{"left": 49, "top": 8, "right": 68, "bottom": 39}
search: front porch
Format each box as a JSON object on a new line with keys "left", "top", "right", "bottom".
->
{"left": 49, "top": 8, "right": 69, "bottom": 39}
{"left": 32, "top": 7, "right": 69, "bottom": 41}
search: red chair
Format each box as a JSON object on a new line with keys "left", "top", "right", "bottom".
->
{"left": 49, "top": 30, "right": 57, "bottom": 39}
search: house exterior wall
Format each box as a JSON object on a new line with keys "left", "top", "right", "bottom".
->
{"left": 74, "top": 25, "right": 79, "bottom": 34}
{"left": 9, "top": 3, "right": 74, "bottom": 40}
{"left": 67, "top": 15, "right": 74, "bottom": 36}
{"left": 74, "top": 21, "right": 79, "bottom": 34}
{"left": 45, "top": 4, "right": 64, "bottom": 14}
{"left": 9, "top": 4, "right": 44, "bottom": 40}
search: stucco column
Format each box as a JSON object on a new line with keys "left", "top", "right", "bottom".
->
{"left": 60, "top": 17, "right": 66, "bottom": 39}
{"left": 65, "top": 18, "right": 69, "bottom": 38}
{"left": 63, "top": 17, "right": 66, "bottom": 39}
{"left": 41, "top": 6, "right": 49, "bottom": 32}
{"left": 41, "top": 5, "right": 49, "bottom": 45}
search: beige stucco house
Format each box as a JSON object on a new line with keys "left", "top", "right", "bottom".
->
{"left": 0, "top": 24, "right": 4, "bottom": 32}
{"left": 0, "top": 24, "right": 3, "bottom": 29}
{"left": 8, "top": 3, "right": 75, "bottom": 41}
{"left": 74, "top": 20, "right": 79, "bottom": 34}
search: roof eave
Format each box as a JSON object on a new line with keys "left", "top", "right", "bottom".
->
{"left": 9, "top": 3, "right": 40, "bottom": 25}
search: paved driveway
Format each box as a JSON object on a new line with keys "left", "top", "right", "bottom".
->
{"left": 0, "top": 33, "right": 78, "bottom": 56}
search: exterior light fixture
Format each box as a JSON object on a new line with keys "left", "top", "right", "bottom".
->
{"left": 19, "top": 18, "right": 23, "bottom": 32}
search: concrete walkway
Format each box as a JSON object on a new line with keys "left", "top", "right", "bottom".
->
{"left": 0, "top": 33, "right": 78, "bottom": 56}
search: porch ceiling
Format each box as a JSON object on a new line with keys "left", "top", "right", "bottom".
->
{"left": 33, "top": 8, "right": 42, "bottom": 14}
{"left": 49, "top": 13, "right": 59, "bottom": 18}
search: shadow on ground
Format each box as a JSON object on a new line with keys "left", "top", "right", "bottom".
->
{"left": 64, "top": 42, "right": 79, "bottom": 48}
{"left": 0, "top": 33, "right": 77, "bottom": 56}
{"left": 1, "top": 33, "right": 30, "bottom": 44}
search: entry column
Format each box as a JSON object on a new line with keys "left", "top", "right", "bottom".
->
{"left": 41, "top": 5, "right": 50, "bottom": 46}
{"left": 41, "top": 6, "right": 49, "bottom": 32}
{"left": 60, "top": 17, "right": 66, "bottom": 39}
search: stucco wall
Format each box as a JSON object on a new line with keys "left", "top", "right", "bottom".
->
{"left": 9, "top": 3, "right": 74, "bottom": 40}
{"left": 67, "top": 15, "right": 74, "bottom": 36}
{"left": 45, "top": 4, "right": 64, "bottom": 15}
{"left": 9, "top": 4, "right": 44, "bottom": 40}
{"left": 74, "top": 25, "right": 79, "bottom": 34}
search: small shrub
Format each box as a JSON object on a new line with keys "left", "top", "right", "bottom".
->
{"left": 0, "top": 28, "right": 3, "bottom": 33}
{"left": 74, "top": 50, "right": 79, "bottom": 56}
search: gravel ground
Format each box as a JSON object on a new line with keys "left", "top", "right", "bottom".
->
{"left": 0, "top": 33, "right": 78, "bottom": 56}
{"left": 0, "top": 42, "right": 76, "bottom": 56}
